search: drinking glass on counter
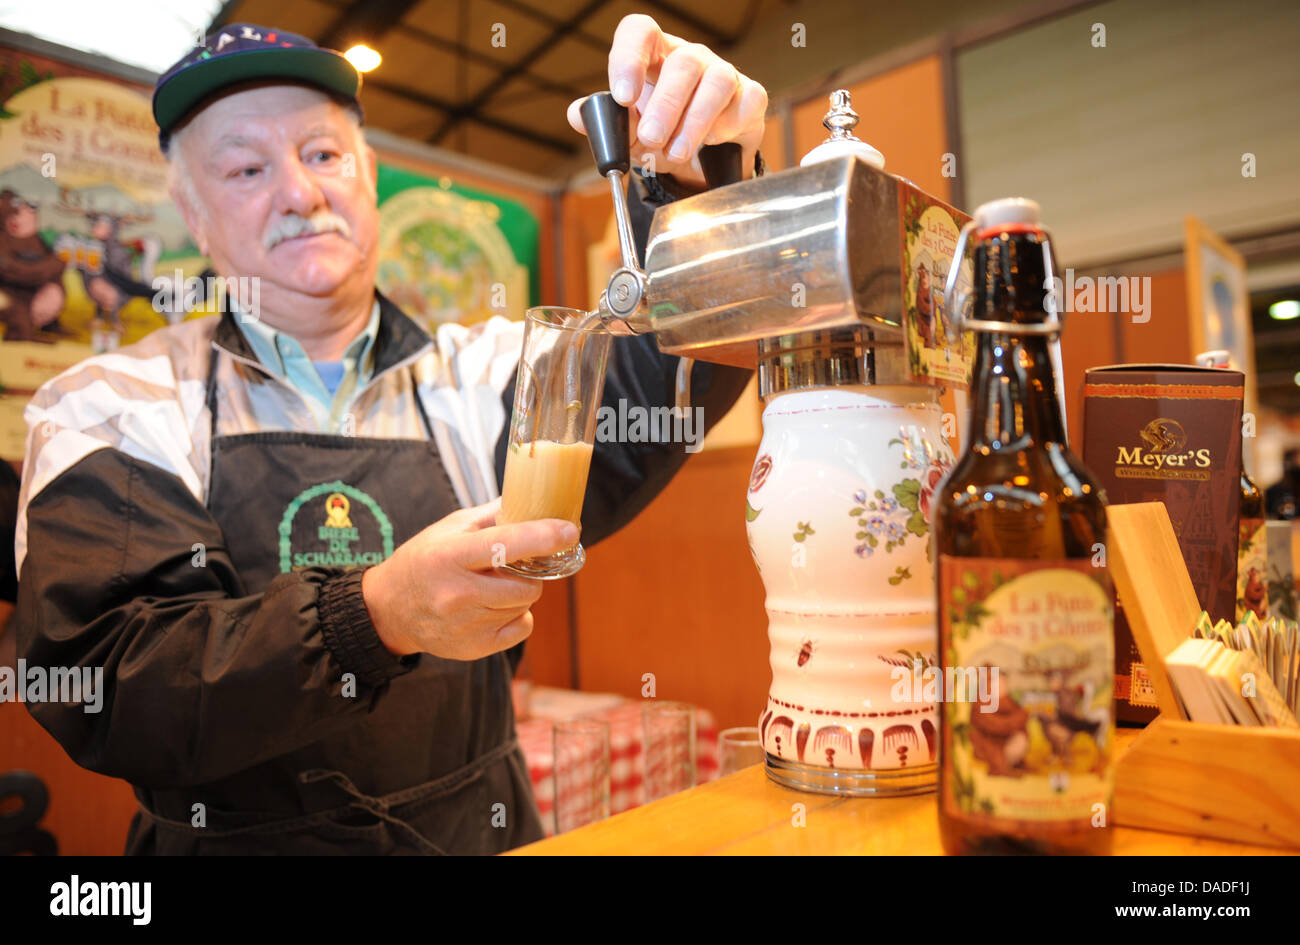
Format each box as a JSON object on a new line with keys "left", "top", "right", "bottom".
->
{"left": 552, "top": 719, "right": 611, "bottom": 834}
{"left": 717, "top": 727, "right": 764, "bottom": 776}
{"left": 642, "top": 701, "right": 696, "bottom": 802}
{"left": 497, "top": 306, "right": 611, "bottom": 579}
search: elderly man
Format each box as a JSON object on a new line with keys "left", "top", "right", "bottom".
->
{"left": 14, "top": 16, "right": 764, "bottom": 854}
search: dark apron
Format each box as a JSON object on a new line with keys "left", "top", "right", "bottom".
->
{"left": 126, "top": 345, "right": 544, "bottom": 855}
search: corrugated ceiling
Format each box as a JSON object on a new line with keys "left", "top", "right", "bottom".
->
{"left": 222, "top": 0, "right": 771, "bottom": 175}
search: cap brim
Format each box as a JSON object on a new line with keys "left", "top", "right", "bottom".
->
{"left": 154, "top": 47, "right": 361, "bottom": 135}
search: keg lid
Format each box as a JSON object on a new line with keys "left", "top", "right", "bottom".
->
{"left": 800, "top": 90, "right": 885, "bottom": 168}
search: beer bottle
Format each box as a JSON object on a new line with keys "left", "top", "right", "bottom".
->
{"left": 1237, "top": 464, "right": 1268, "bottom": 620}
{"left": 935, "top": 198, "right": 1114, "bottom": 855}
{"left": 1194, "top": 351, "right": 1269, "bottom": 621}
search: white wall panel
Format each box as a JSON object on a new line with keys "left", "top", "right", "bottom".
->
{"left": 958, "top": 0, "right": 1300, "bottom": 266}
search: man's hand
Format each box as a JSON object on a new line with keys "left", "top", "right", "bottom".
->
{"left": 567, "top": 13, "right": 767, "bottom": 188}
{"left": 360, "top": 499, "right": 577, "bottom": 661}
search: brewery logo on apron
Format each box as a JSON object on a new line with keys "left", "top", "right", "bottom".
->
{"left": 278, "top": 480, "right": 395, "bottom": 572}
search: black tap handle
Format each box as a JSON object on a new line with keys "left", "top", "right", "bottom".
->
{"left": 699, "top": 142, "right": 743, "bottom": 188}
{"left": 580, "top": 92, "right": 630, "bottom": 176}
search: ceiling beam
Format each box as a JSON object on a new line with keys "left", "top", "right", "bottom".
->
{"left": 398, "top": 21, "right": 586, "bottom": 100}
{"left": 320, "top": 0, "right": 422, "bottom": 49}
{"left": 636, "top": 0, "right": 734, "bottom": 46}
{"left": 367, "top": 78, "right": 576, "bottom": 153}
{"left": 491, "top": 71, "right": 608, "bottom": 106}
{"left": 302, "top": 0, "right": 762, "bottom": 164}
{"left": 428, "top": 0, "right": 611, "bottom": 146}
{"left": 487, "top": 0, "right": 610, "bottom": 51}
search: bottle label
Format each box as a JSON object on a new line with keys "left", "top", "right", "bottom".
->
{"left": 940, "top": 556, "right": 1114, "bottom": 825}
{"left": 1236, "top": 517, "right": 1268, "bottom": 621}
{"left": 1128, "top": 663, "right": 1158, "bottom": 707}
{"left": 898, "top": 183, "right": 975, "bottom": 390}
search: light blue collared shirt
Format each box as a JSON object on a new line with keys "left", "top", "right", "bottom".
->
{"left": 235, "top": 301, "right": 381, "bottom": 431}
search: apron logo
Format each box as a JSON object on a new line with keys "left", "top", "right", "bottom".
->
{"left": 324, "top": 493, "right": 353, "bottom": 529}
{"left": 279, "top": 481, "right": 394, "bottom": 572}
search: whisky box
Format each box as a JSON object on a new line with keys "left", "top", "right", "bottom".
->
{"left": 1082, "top": 365, "right": 1244, "bottom": 724}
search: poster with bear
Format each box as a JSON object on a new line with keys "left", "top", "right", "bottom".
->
{"left": 0, "top": 47, "right": 204, "bottom": 458}
{"left": 0, "top": 41, "right": 545, "bottom": 461}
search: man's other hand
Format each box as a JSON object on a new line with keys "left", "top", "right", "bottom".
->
{"left": 360, "top": 499, "right": 576, "bottom": 661}
{"left": 567, "top": 13, "right": 767, "bottom": 188}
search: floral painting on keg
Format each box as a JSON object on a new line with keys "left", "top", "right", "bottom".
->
{"left": 850, "top": 438, "right": 952, "bottom": 566}
{"left": 745, "top": 452, "right": 772, "bottom": 572}
{"left": 745, "top": 452, "right": 771, "bottom": 520}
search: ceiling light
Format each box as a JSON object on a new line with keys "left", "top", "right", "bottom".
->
{"left": 344, "top": 44, "right": 381, "bottom": 72}
{"left": 1270, "top": 299, "right": 1300, "bottom": 320}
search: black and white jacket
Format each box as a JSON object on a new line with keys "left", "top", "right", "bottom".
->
{"left": 13, "top": 174, "right": 752, "bottom": 847}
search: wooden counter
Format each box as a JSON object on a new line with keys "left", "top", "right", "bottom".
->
{"left": 511, "top": 729, "right": 1288, "bottom": 855}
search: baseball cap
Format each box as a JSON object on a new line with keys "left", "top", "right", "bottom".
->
{"left": 153, "top": 23, "right": 362, "bottom": 149}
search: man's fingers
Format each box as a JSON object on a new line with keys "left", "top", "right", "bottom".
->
{"left": 668, "top": 61, "right": 741, "bottom": 162}
{"left": 715, "top": 76, "right": 769, "bottom": 150}
{"left": 469, "top": 571, "right": 543, "bottom": 610}
{"left": 457, "top": 519, "right": 579, "bottom": 570}
{"left": 416, "top": 499, "right": 500, "bottom": 542}
{"left": 462, "top": 498, "right": 501, "bottom": 531}
{"left": 566, "top": 83, "right": 654, "bottom": 135}
{"left": 564, "top": 21, "right": 672, "bottom": 137}
{"left": 444, "top": 499, "right": 498, "bottom": 529}
{"left": 568, "top": 12, "right": 766, "bottom": 184}
{"left": 492, "top": 610, "right": 534, "bottom": 653}
{"left": 607, "top": 13, "right": 664, "bottom": 105}
{"left": 638, "top": 45, "right": 710, "bottom": 149}
{"left": 567, "top": 97, "right": 586, "bottom": 135}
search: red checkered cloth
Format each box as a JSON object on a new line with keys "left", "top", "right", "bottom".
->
{"left": 516, "top": 695, "right": 718, "bottom": 836}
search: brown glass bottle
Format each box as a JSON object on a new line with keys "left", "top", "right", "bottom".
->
{"left": 1238, "top": 468, "right": 1268, "bottom": 620}
{"left": 1240, "top": 470, "right": 1263, "bottom": 520}
{"left": 935, "top": 213, "right": 1114, "bottom": 855}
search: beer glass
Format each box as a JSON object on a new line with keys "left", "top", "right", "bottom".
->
{"left": 497, "top": 307, "right": 611, "bottom": 579}
{"left": 642, "top": 701, "right": 696, "bottom": 801}
{"left": 552, "top": 719, "right": 611, "bottom": 834}
{"left": 717, "top": 726, "right": 764, "bottom": 776}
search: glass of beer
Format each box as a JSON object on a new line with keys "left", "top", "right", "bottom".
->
{"left": 497, "top": 306, "right": 611, "bottom": 579}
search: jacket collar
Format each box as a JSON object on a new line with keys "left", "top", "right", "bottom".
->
{"left": 213, "top": 290, "right": 434, "bottom": 375}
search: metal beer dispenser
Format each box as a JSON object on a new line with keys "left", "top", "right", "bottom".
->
{"left": 581, "top": 90, "right": 973, "bottom": 795}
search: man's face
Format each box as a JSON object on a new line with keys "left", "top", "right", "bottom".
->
{"left": 172, "top": 84, "right": 378, "bottom": 303}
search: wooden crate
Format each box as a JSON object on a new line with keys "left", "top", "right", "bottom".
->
{"left": 1108, "top": 502, "right": 1300, "bottom": 849}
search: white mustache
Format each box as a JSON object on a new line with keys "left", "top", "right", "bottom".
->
{"left": 263, "top": 211, "right": 353, "bottom": 250}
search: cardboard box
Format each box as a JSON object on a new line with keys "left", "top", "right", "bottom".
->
{"left": 1083, "top": 365, "right": 1244, "bottom": 724}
